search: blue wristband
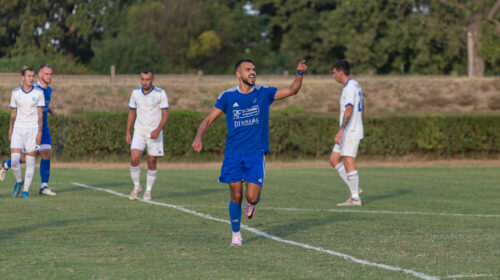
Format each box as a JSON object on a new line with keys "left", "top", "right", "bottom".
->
{"left": 296, "top": 71, "right": 303, "bottom": 76}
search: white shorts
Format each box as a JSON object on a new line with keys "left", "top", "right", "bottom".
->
{"left": 11, "top": 127, "right": 38, "bottom": 153}
{"left": 332, "top": 134, "right": 361, "bottom": 158}
{"left": 131, "top": 131, "right": 164, "bottom": 156}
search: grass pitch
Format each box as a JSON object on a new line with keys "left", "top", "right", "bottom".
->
{"left": 0, "top": 166, "right": 498, "bottom": 279}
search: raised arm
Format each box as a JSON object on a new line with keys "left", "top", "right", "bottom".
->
{"left": 274, "top": 60, "right": 308, "bottom": 100}
{"left": 191, "top": 107, "right": 224, "bottom": 152}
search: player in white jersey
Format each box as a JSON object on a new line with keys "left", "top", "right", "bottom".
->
{"left": 9, "top": 68, "right": 45, "bottom": 198}
{"left": 329, "top": 59, "right": 365, "bottom": 206}
{"left": 125, "top": 68, "right": 169, "bottom": 201}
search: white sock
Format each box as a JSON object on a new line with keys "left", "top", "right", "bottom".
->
{"left": 23, "top": 156, "right": 35, "bottom": 192}
{"left": 347, "top": 170, "right": 360, "bottom": 200}
{"left": 146, "top": 169, "right": 157, "bottom": 192}
{"left": 130, "top": 165, "right": 141, "bottom": 189}
{"left": 41, "top": 182, "right": 48, "bottom": 189}
{"left": 334, "top": 163, "right": 349, "bottom": 187}
{"left": 11, "top": 153, "right": 22, "bottom": 182}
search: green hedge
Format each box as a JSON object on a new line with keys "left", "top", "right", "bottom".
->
{"left": 0, "top": 110, "right": 498, "bottom": 159}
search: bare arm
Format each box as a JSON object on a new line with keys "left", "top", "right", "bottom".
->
{"left": 36, "top": 107, "right": 43, "bottom": 145}
{"left": 191, "top": 107, "right": 224, "bottom": 152}
{"left": 334, "top": 105, "right": 353, "bottom": 145}
{"left": 48, "top": 105, "right": 57, "bottom": 116}
{"left": 274, "top": 60, "right": 308, "bottom": 100}
{"left": 9, "top": 109, "right": 17, "bottom": 142}
{"left": 125, "top": 109, "right": 136, "bottom": 144}
{"left": 151, "top": 109, "right": 169, "bottom": 139}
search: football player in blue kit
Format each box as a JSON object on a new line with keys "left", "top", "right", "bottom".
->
{"left": 192, "top": 59, "right": 307, "bottom": 246}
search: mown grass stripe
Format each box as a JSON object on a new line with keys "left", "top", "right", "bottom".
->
{"left": 72, "top": 182, "right": 439, "bottom": 280}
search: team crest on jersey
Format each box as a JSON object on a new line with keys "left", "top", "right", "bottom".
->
{"left": 151, "top": 97, "right": 155, "bottom": 103}
{"left": 253, "top": 98, "right": 257, "bottom": 104}
{"left": 32, "top": 97, "right": 37, "bottom": 102}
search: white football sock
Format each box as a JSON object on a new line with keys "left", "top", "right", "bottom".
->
{"left": 130, "top": 165, "right": 141, "bottom": 189}
{"left": 146, "top": 169, "right": 157, "bottom": 192}
{"left": 11, "top": 153, "right": 22, "bottom": 182}
{"left": 335, "top": 163, "right": 349, "bottom": 187}
{"left": 23, "top": 156, "right": 35, "bottom": 192}
{"left": 347, "top": 170, "right": 360, "bottom": 200}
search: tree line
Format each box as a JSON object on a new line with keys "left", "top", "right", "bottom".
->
{"left": 0, "top": 0, "right": 499, "bottom": 76}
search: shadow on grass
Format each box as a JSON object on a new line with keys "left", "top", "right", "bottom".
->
{"left": 362, "top": 189, "right": 412, "bottom": 204}
{"left": 0, "top": 217, "right": 105, "bottom": 241}
{"left": 155, "top": 187, "right": 224, "bottom": 199}
{"left": 245, "top": 215, "right": 356, "bottom": 244}
{"left": 55, "top": 186, "right": 87, "bottom": 194}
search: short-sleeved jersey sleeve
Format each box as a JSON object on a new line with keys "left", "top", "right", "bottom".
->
{"left": 344, "top": 86, "right": 356, "bottom": 107}
{"left": 37, "top": 91, "right": 45, "bottom": 107}
{"left": 214, "top": 92, "right": 228, "bottom": 112}
{"left": 266, "top": 86, "right": 278, "bottom": 105}
{"left": 160, "top": 91, "right": 169, "bottom": 109}
{"left": 10, "top": 91, "right": 17, "bottom": 109}
{"left": 128, "top": 92, "right": 137, "bottom": 109}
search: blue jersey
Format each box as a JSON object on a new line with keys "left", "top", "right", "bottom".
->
{"left": 34, "top": 81, "right": 51, "bottom": 130}
{"left": 215, "top": 85, "right": 277, "bottom": 155}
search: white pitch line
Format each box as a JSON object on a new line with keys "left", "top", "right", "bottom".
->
{"left": 441, "top": 274, "right": 496, "bottom": 279}
{"left": 72, "top": 182, "right": 439, "bottom": 280}
{"left": 179, "top": 205, "right": 499, "bottom": 218}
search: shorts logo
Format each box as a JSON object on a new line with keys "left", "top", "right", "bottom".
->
{"left": 258, "top": 178, "right": 263, "bottom": 183}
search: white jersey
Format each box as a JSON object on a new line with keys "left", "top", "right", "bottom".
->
{"left": 10, "top": 86, "right": 45, "bottom": 129}
{"left": 339, "top": 79, "right": 363, "bottom": 139}
{"left": 128, "top": 86, "right": 169, "bottom": 135}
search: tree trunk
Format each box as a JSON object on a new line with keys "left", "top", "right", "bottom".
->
{"left": 467, "top": 10, "right": 485, "bottom": 77}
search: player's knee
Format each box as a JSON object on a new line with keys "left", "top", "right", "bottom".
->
{"left": 130, "top": 158, "right": 140, "bottom": 166}
{"left": 40, "top": 150, "right": 51, "bottom": 160}
{"left": 231, "top": 193, "right": 243, "bottom": 203}
{"left": 247, "top": 196, "right": 259, "bottom": 205}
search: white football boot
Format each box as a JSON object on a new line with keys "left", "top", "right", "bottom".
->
{"left": 129, "top": 186, "right": 142, "bottom": 200}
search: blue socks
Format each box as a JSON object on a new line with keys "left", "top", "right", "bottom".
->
{"left": 40, "top": 159, "right": 50, "bottom": 188}
{"left": 229, "top": 200, "right": 241, "bottom": 233}
{"left": 6, "top": 158, "right": 23, "bottom": 168}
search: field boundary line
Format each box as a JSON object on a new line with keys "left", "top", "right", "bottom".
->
{"left": 441, "top": 274, "right": 496, "bottom": 279}
{"left": 72, "top": 182, "right": 439, "bottom": 280}
{"left": 179, "top": 205, "right": 499, "bottom": 218}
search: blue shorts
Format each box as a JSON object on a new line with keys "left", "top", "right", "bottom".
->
{"left": 219, "top": 155, "right": 265, "bottom": 186}
{"left": 40, "top": 127, "right": 52, "bottom": 146}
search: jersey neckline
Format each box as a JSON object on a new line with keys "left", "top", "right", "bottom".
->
{"left": 343, "top": 78, "right": 352, "bottom": 88}
{"left": 142, "top": 86, "right": 155, "bottom": 95}
{"left": 21, "top": 86, "right": 34, "bottom": 94}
